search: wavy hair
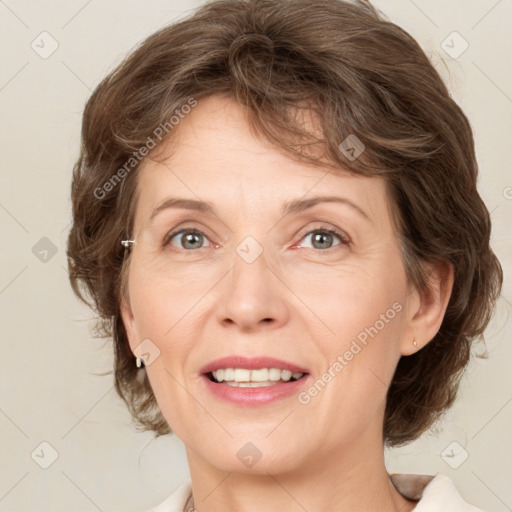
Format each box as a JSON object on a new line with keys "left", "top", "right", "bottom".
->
{"left": 67, "top": 0, "right": 503, "bottom": 446}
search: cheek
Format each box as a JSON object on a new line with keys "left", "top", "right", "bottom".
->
{"left": 292, "top": 257, "right": 406, "bottom": 339}
{"left": 126, "top": 269, "right": 199, "bottom": 432}
{"left": 301, "top": 260, "right": 407, "bottom": 405}
{"left": 127, "top": 260, "right": 203, "bottom": 339}
{"left": 299, "top": 294, "right": 404, "bottom": 446}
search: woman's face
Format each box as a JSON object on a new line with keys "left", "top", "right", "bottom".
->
{"left": 122, "top": 94, "right": 416, "bottom": 475}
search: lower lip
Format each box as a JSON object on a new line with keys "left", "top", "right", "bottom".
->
{"left": 201, "top": 374, "right": 309, "bottom": 406}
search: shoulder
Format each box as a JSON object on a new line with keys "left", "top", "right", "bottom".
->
{"left": 144, "top": 482, "right": 192, "bottom": 512}
{"left": 391, "top": 473, "right": 487, "bottom": 511}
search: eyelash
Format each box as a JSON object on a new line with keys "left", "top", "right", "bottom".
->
{"left": 163, "top": 225, "right": 350, "bottom": 252}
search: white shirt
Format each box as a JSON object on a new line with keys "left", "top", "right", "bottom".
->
{"left": 145, "top": 473, "right": 486, "bottom": 511}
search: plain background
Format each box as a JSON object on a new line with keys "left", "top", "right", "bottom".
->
{"left": 0, "top": 1, "right": 511, "bottom": 510}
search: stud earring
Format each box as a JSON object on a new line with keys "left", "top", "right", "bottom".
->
{"left": 136, "top": 357, "right": 143, "bottom": 368}
{"left": 413, "top": 337, "right": 418, "bottom": 348}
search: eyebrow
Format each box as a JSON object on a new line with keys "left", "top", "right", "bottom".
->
{"left": 149, "top": 195, "right": 371, "bottom": 223}
{"left": 150, "top": 198, "right": 215, "bottom": 221}
{"left": 281, "top": 195, "right": 371, "bottom": 222}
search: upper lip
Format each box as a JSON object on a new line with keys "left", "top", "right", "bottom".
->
{"left": 199, "top": 356, "right": 309, "bottom": 375}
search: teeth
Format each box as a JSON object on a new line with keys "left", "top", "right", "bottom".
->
{"left": 211, "top": 368, "right": 304, "bottom": 384}
{"left": 281, "top": 369, "right": 292, "bottom": 381}
{"left": 225, "top": 381, "right": 277, "bottom": 387}
{"left": 250, "top": 368, "right": 268, "bottom": 382}
{"left": 234, "top": 369, "right": 251, "bottom": 382}
{"left": 268, "top": 368, "right": 282, "bottom": 381}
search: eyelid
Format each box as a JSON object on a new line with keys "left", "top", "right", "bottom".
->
{"left": 162, "top": 217, "right": 215, "bottom": 241}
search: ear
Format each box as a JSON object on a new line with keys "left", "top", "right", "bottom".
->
{"left": 400, "top": 260, "right": 454, "bottom": 356}
{"left": 120, "top": 294, "right": 139, "bottom": 355}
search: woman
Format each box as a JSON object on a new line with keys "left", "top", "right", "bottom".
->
{"left": 66, "top": 0, "right": 503, "bottom": 510}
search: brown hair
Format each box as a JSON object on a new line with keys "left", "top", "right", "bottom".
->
{"left": 67, "top": 0, "right": 503, "bottom": 446}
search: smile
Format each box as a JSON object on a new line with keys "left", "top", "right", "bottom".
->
{"left": 208, "top": 368, "right": 305, "bottom": 387}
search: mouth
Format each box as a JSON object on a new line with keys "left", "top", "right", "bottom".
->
{"left": 199, "top": 356, "right": 310, "bottom": 406}
{"left": 206, "top": 367, "right": 307, "bottom": 387}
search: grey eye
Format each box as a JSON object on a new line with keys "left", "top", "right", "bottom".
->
{"left": 169, "top": 229, "right": 209, "bottom": 250}
{"left": 301, "top": 230, "right": 343, "bottom": 250}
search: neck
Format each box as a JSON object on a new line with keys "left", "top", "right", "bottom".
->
{"left": 184, "top": 429, "right": 416, "bottom": 512}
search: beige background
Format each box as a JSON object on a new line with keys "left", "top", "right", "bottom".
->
{"left": 0, "top": 0, "right": 511, "bottom": 510}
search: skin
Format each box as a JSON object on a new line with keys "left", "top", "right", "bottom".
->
{"left": 121, "top": 94, "right": 453, "bottom": 512}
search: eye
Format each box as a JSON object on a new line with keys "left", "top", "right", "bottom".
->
{"left": 163, "top": 226, "right": 350, "bottom": 252}
{"left": 164, "top": 228, "right": 211, "bottom": 250}
{"left": 296, "top": 228, "right": 349, "bottom": 250}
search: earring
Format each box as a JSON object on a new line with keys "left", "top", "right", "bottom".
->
{"left": 413, "top": 337, "right": 418, "bottom": 348}
{"left": 136, "top": 357, "right": 143, "bottom": 368}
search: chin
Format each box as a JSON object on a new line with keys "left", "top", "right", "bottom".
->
{"left": 190, "top": 435, "right": 307, "bottom": 476}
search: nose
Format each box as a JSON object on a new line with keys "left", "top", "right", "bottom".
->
{"left": 216, "top": 244, "right": 290, "bottom": 332}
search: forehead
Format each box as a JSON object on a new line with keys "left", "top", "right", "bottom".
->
{"left": 133, "top": 95, "right": 391, "bottom": 228}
